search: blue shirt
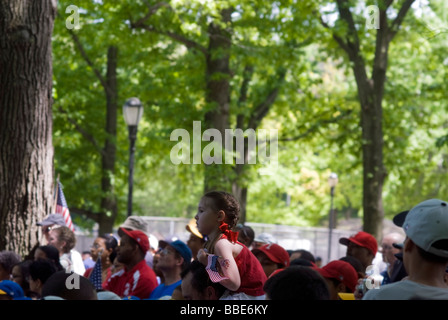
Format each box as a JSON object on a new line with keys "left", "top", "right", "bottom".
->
{"left": 148, "top": 280, "right": 182, "bottom": 300}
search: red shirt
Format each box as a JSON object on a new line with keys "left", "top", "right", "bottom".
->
{"left": 103, "top": 260, "right": 157, "bottom": 299}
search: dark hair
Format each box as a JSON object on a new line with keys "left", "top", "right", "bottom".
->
{"left": 291, "top": 249, "right": 316, "bottom": 263}
{"left": 236, "top": 224, "right": 255, "bottom": 245}
{"left": 42, "top": 271, "right": 97, "bottom": 300}
{"left": 203, "top": 191, "right": 240, "bottom": 229}
{"left": 29, "top": 258, "right": 58, "bottom": 285}
{"left": 37, "top": 245, "right": 64, "bottom": 271}
{"left": 416, "top": 239, "right": 448, "bottom": 264}
{"left": 12, "top": 260, "right": 32, "bottom": 294}
{"left": 290, "top": 258, "right": 314, "bottom": 267}
{"left": 339, "top": 256, "right": 364, "bottom": 278}
{"left": 181, "top": 260, "right": 226, "bottom": 298}
{"left": 99, "top": 233, "right": 118, "bottom": 263}
{"left": 263, "top": 266, "right": 330, "bottom": 300}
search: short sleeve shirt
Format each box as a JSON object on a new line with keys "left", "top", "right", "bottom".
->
{"left": 104, "top": 259, "right": 158, "bottom": 299}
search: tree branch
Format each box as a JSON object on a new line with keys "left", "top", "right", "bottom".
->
{"left": 68, "top": 30, "right": 107, "bottom": 87}
{"left": 236, "top": 65, "right": 254, "bottom": 129}
{"left": 130, "top": 3, "right": 207, "bottom": 55}
{"left": 388, "top": 0, "right": 415, "bottom": 40}
{"left": 248, "top": 68, "right": 287, "bottom": 130}
{"left": 335, "top": 0, "right": 362, "bottom": 60}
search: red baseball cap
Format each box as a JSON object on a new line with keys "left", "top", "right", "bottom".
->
{"left": 339, "top": 231, "right": 378, "bottom": 256}
{"left": 316, "top": 260, "right": 358, "bottom": 292}
{"left": 252, "top": 243, "right": 290, "bottom": 268}
{"left": 119, "top": 227, "right": 150, "bottom": 253}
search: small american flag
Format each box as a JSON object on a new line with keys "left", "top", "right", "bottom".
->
{"left": 89, "top": 256, "right": 103, "bottom": 290}
{"left": 55, "top": 181, "right": 74, "bottom": 231}
{"left": 206, "top": 254, "right": 229, "bottom": 283}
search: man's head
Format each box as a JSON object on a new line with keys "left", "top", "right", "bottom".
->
{"left": 119, "top": 216, "right": 149, "bottom": 236}
{"left": 37, "top": 214, "right": 67, "bottom": 243}
{"left": 252, "top": 243, "right": 290, "bottom": 277}
{"left": 180, "top": 260, "right": 225, "bottom": 300}
{"left": 381, "top": 232, "right": 405, "bottom": 265}
{"left": 117, "top": 228, "right": 149, "bottom": 268}
{"left": 157, "top": 240, "right": 192, "bottom": 274}
{"left": 339, "top": 231, "right": 378, "bottom": 269}
{"left": 393, "top": 199, "right": 448, "bottom": 266}
{"left": 185, "top": 219, "right": 205, "bottom": 259}
{"left": 263, "top": 266, "right": 330, "bottom": 300}
{"left": 315, "top": 260, "right": 358, "bottom": 300}
{"left": 41, "top": 271, "right": 97, "bottom": 300}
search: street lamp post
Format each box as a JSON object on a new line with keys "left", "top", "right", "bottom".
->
{"left": 123, "top": 97, "right": 143, "bottom": 217}
{"left": 327, "top": 172, "right": 338, "bottom": 263}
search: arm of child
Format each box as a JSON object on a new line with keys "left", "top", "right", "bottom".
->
{"left": 213, "top": 239, "right": 241, "bottom": 292}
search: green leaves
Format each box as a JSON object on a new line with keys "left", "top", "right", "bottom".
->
{"left": 52, "top": 0, "right": 448, "bottom": 231}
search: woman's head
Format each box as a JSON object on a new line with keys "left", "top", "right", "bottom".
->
{"left": 48, "top": 226, "right": 76, "bottom": 254}
{"left": 34, "top": 246, "right": 64, "bottom": 271}
{"left": 90, "top": 234, "right": 118, "bottom": 263}
{"left": 29, "top": 258, "right": 58, "bottom": 295}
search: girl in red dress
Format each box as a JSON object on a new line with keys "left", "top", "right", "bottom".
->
{"left": 196, "top": 191, "right": 267, "bottom": 299}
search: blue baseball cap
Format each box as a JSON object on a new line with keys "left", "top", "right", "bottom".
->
{"left": 0, "top": 280, "right": 30, "bottom": 300}
{"left": 160, "top": 240, "right": 192, "bottom": 263}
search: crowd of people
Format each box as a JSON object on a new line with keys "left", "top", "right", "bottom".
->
{"left": 1, "top": 192, "right": 448, "bottom": 300}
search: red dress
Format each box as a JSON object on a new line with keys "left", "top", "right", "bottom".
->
{"left": 233, "top": 241, "right": 267, "bottom": 296}
{"left": 219, "top": 231, "right": 267, "bottom": 297}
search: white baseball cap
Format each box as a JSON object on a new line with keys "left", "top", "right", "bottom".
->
{"left": 394, "top": 199, "right": 448, "bottom": 258}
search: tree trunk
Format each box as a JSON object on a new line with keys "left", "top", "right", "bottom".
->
{"left": 327, "top": 0, "right": 414, "bottom": 240}
{"left": 99, "top": 45, "right": 119, "bottom": 234}
{"left": 203, "top": 8, "right": 233, "bottom": 193}
{"left": 0, "top": 0, "right": 57, "bottom": 256}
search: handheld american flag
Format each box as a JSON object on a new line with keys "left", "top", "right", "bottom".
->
{"left": 206, "top": 254, "right": 229, "bottom": 283}
{"left": 55, "top": 181, "right": 75, "bottom": 231}
{"left": 89, "top": 256, "right": 103, "bottom": 290}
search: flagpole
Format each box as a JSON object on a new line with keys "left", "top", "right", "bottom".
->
{"left": 53, "top": 173, "right": 60, "bottom": 213}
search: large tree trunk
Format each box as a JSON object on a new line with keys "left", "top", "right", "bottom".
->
{"left": 0, "top": 0, "right": 57, "bottom": 256}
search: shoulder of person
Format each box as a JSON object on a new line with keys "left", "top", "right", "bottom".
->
{"left": 215, "top": 238, "right": 243, "bottom": 257}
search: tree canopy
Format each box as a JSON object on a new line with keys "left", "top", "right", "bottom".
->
{"left": 50, "top": 0, "right": 448, "bottom": 235}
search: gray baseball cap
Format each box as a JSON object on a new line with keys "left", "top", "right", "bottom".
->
{"left": 37, "top": 214, "right": 66, "bottom": 227}
{"left": 394, "top": 199, "right": 448, "bottom": 258}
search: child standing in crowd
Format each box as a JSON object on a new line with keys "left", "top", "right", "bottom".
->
{"left": 195, "top": 191, "right": 267, "bottom": 300}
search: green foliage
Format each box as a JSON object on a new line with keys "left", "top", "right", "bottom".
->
{"left": 52, "top": 0, "right": 448, "bottom": 231}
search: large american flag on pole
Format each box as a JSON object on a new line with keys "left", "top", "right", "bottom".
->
{"left": 55, "top": 181, "right": 75, "bottom": 231}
